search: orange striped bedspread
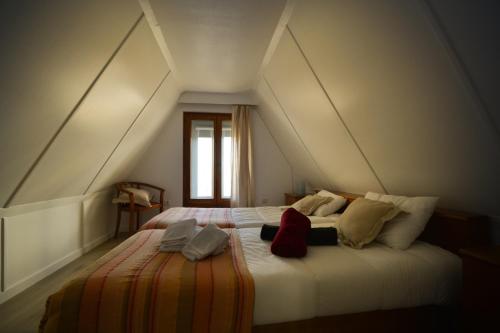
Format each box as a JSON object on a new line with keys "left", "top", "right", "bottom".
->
{"left": 140, "top": 207, "right": 235, "bottom": 230}
{"left": 39, "top": 229, "right": 254, "bottom": 333}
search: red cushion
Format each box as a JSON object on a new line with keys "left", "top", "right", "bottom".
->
{"left": 271, "top": 208, "right": 311, "bottom": 258}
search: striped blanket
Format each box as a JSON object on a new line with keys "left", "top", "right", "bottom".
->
{"left": 40, "top": 229, "right": 254, "bottom": 333}
{"left": 141, "top": 207, "right": 235, "bottom": 230}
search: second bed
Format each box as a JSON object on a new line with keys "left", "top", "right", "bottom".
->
{"left": 140, "top": 206, "right": 341, "bottom": 230}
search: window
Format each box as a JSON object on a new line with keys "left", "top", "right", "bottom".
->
{"left": 183, "top": 112, "right": 232, "bottom": 207}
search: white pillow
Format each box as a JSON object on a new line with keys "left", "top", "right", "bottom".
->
{"left": 291, "top": 194, "right": 333, "bottom": 215}
{"left": 112, "top": 187, "right": 152, "bottom": 207}
{"left": 365, "top": 192, "right": 439, "bottom": 250}
{"left": 313, "top": 190, "right": 347, "bottom": 217}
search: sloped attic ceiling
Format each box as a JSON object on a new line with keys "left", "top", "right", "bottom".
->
{"left": 254, "top": 0, "right": 500, "bottom": 217}
{"left": 144, "top": 0, "right": 500, "bottom": 217}
{"left": 0, "top": 0, "right": 182, "bottom": 207}
{"left": 0, "top": 0, "right": 499, "bottom": 220}
{"left": 146, "top": 0, "right": 287, "bottom": 92}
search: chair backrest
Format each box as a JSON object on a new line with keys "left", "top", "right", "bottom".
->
{"left": 115, "top": 182, "right": 165, "bottom": 208}
{"left": 116, "top": 181, "right": 141, "bottom": 189}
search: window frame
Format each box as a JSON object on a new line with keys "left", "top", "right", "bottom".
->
{"left": 183, "top": 112, "right": 232, "bottom": 207}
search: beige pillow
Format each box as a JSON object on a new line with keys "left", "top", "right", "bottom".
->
{"left": 312, "top": 190, "right": 348, "bottom": 216}
{"left": 291, "top": 194, "right": 333, "bottom": 215}
{"left": 112, "top": 187, "right": 152, "bottom": 207}
{"left": 337, "top": 198, "right": 400, "bottom": 249}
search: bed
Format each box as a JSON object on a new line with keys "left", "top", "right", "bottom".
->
{"left": 140, "top": 206, "right": 341, "bottom": 230}
{"left": 40, "top": 229, "right": 254, "bottom": 333}
{"left": 40, "top": 193, "right": 490, "bottom": 333}
{"left": 241, "top": 227, "right": 460, "bottom": 323}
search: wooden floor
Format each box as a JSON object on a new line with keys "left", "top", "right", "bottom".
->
{"left": 0, "top": 235, "right": 127, "bottom": 333}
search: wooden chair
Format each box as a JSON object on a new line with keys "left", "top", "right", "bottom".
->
{"left": 114, "top": 182, "right": 165, "bottom": 238}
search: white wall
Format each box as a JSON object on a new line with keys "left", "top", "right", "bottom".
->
{"left": 0, "top": 0, "right": 183, "bottom": 303}
{"left": 87, "top": 74, "right": 182, "bottom": 193}
{"left": 129, "top": 102, "right": 292, "bottom": 219}
{"left": 10, "top": 18, "right": 170, "bottom": 205}
{"left": 254, "top": 0, "right": 500, "bottom": 220}
{"left": 254, "top": 84, "right": 328, "bottom": 193}
{"left": 0, "top": 191, "right": 114, "bottom": 304}
{"left": 252, "top": 107, "right": 293, "bottom": 205}
{"left": 0, "top": 0, "right": 142, "bottom": 207}
{"left": 426, "top": 0, "right": 500, "bottom": 133}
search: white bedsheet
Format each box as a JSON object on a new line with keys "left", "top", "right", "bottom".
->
{"left": 232, "top": 206, "right": 340, "bottom": 228}
{"left": 238, "top": 228, "right": 461, "bottom": 325}
{"left": 143, "top": 206, "right": 340, "bottom": 230}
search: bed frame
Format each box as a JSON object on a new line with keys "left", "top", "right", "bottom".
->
{"left": 334, "top": 192, "right": 491, "bottom": 255}
{"left": 253, "top": 192, "right": 491, "bottom": 333}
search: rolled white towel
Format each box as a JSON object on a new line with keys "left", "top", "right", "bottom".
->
{"left": 159, "top": 219, "right": 197, "bottom": 252}
{"left": 182, "top": 224, "right": 229, "bottom": 261}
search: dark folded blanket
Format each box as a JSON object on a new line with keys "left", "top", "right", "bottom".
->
{"left": 260, "top": 224, "right": 338, "bottom": 246}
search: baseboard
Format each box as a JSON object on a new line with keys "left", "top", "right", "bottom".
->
{"left": 83, "top": 232, "right": 112, "bottom": 254}
{"left": 0, "top": 232, "right": 112, "bottom": 305}
{"left": 0, "top": 248, "right": 82, "bottom": 304}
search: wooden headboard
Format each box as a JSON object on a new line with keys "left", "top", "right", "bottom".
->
{"left": 334, "top": 192, "right": 491, "bottom": 254}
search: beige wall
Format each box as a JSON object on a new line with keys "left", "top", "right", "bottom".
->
{"left": 426, "top": 0, "right": 500, "bottom": 133}
{"left": 0, "top": 0, "right": 182, "bottom": 303}
{"left": 0, "top": 0, "right": 142, "bottom": 207}
{"left": 129, "top": 103, "right": 292, "bottom": 218}
{"left": 10, "top": 18, "right": 170, "bottom": 205}
{"left": 0, "top": 191, "right": 114, "bottom": 304}
{"left": 255, "top": 0, "right": 500, "bottom": 219}
{"left": 1, "top": 0, "right": 499, "bottom": 302}
{"left": 255, "top": 81, "right": 329, "bottom": 192}
{"left": 87, "top": 74, "right": 182, "bottom": 193}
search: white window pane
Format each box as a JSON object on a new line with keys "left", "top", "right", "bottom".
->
{"left": 191, "top": 120, "right": 214, "bottom": 199}
{"left": 222, "top": 120, "right": 232, "bottom": 199}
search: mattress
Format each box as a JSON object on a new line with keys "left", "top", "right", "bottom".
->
{"left": 140, "top": 206, "right": 340, "bottom": 230}
{"left": 233, "top": 206, "right": 340, "bottom": 228}
{"left": 41, "top": 224, "right": 462, "bottom": 329}
{"left": 238, "top": 227, "right": 462, "bottom": 325}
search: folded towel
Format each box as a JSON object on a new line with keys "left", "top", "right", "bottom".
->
{"left": 308, "top": 227, "right": 338, "bottom": 245}
{"left": 159, "top": 219, "right": 197, "bottom": 252}
{"left": 182, "top": 224, "right": 229, "bottom": 261}
{"left": 271, "top": 208, "right": 310, "bottom": 258}
{"left": 159, "top": 243, "right": 185, "bottom": 252}
{"left": 261, "top": 224, "right": 338, "bottom": 245}
{"left": 260, "top": 224, "right": 279, "bottom": 241}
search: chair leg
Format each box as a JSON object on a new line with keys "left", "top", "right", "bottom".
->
{"left": 114, "top": 207, "right": 121, "bottom": 239}
{"left": 136, "top": 212, "right": 140, "bottom": 230}
{"left": 129, "top": 210, "right": 135, "bottom": 236}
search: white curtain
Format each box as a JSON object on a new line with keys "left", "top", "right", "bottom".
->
{"left": 231, "top": 105, "right": 254, "bottom": 207}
